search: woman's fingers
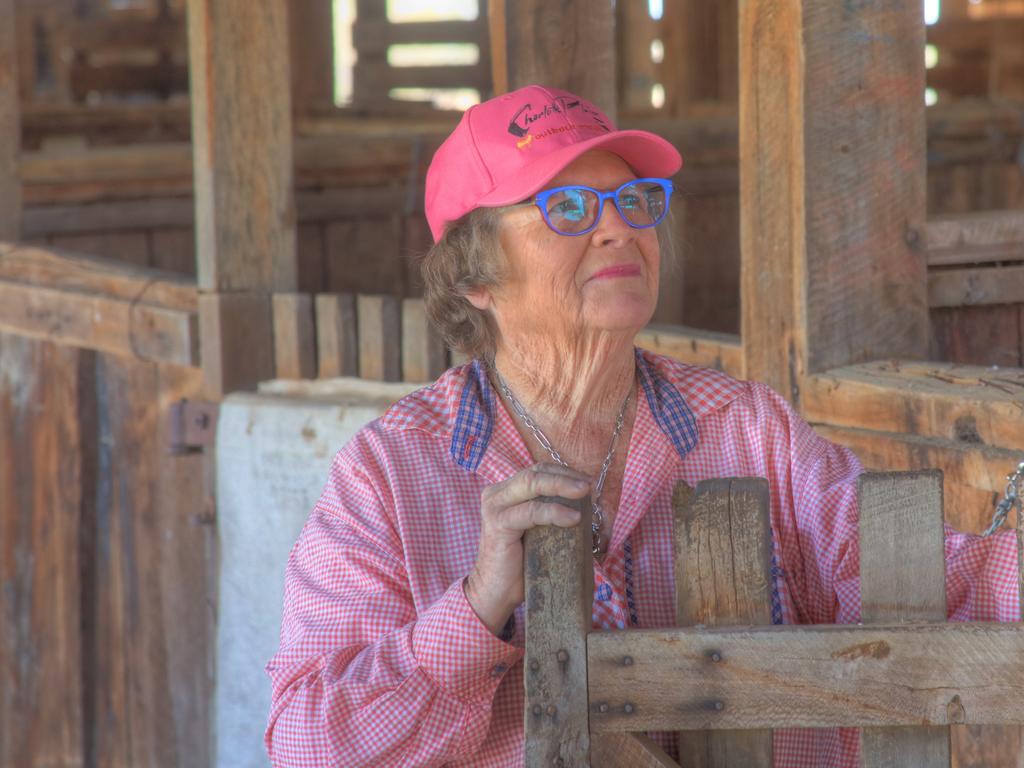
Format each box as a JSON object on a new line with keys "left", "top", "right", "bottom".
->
{"left": 483, "top": 463, "right": 590, "bottom": 510}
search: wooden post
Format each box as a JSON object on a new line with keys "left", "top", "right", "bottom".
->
{"left": 187, "top": 0, "right": 297, "bottom": 397}
{"left": 0, "top": 0, "right": 21, "bottom": 241}
{"left": 858, "top": 471, "right": 949, "bottom": 766}
{"left": 488, "top": 0, "right": 616, "bottom": 117}
{"left": 661, "top": 1, "right": 738, "bottom": 113}
{"left": 523, "top": 494, "right": 593, "bottom": 768}
{"left": 673, "top": 479, "right": 773, "bottom": 768}
{"left": 739, "top": 0, "right": 929, "bottom": 404}
{"left": 288, "top": 0, "right": 334, "bottom": 116}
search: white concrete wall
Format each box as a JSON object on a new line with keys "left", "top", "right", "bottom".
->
{"left": 215, "top": 380, "right": 418, "bottom": 768}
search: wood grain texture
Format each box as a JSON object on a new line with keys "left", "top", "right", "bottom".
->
{"left": 287, "top": 0, "right": 335, "bottom": 114}
{"left": 356, "top": 294, "right": 401, "bottom": 382}
{"left": 635, "top": 325, "right": 742, "bottom": 377}
{"left": 315, "top": 293, "right": 358, "bottom": 378}
{"left": 930, "top": 305, "right": 1023, "bottom": 368}
{"left": 858, "top": 471, "right": 949, "bottom": 766}
{"left": 198, "top": 292, "right": 274, "bottom": 397}
{"left": 272, "top": 293, "right": 316, "bottom": 380}
{"left": 187, "top": 0, "right": 297, "bottom": 293}
{"left": 0, "top": 0, "right": 21, "bottom": 241}
{"left": 0, "top": 335, "right": 85, "bottom": 768}
{"left": 590, "top": 732, "right": 679, "bottom": 768}
{"left": 929, "top": 266, "right": 1024, "bottom": 308}
{"left": 401, "top": 298, "right": 446, "bottom": 383}
{"left": 674, "top": 479, "right": 772, "bottom": 768}
{"left": 0, "top": 280, "right": 199, "bottom": 366}
{"left": 587, "top": 622, "right": 1024, "bottom": 732}
{"left": 923, "top": 210, "right": 1024, "bottom": 267}
{"left": 523, "top": 495, "right": 593, "bottom": 768}
{"left": 740, "top": 0, "right": 929, "bottom": 403}
{"left": 489, "top": 0, "right": 615, "bottom": 116}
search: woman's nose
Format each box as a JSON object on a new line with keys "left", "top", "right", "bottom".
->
{"left": 589, "top": 199, "right": 636, "bottom": 247}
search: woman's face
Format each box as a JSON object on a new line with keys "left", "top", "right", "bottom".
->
{"left": 468, "top": 150, "right": 661, "bottom": 352}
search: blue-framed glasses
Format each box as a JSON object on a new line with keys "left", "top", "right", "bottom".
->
{"left": 530, "top": 178, "right": 674, "bottom": 236}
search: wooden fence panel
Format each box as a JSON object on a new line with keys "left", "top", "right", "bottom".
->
{"left": 0, "top": 334, "right": 86, "bottom": 768}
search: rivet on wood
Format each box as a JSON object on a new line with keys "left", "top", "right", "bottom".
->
{"left": 530, "top": 660, "right": 540, "bottom": 671}
{"left": 623, "top": 703, "right": 635, "bottom": 714}
{"left": 597, "top": 703, "right": 609, "bottom": 713}
{"left": 532, "top": 704, "right": 543, "bottom": 716}
{"left": 546, "top": 704, "right": 557, "bottom": 716}
{"left": 556, "top": 649, "right": 569, "bottom": 663}
{"left": 904, "top": 227, "right": 920, "bottom": 248}
{"left": 622, "top": 655, "right": 634, "bottom": 666}
{"left": 709, "top": 651, "right": 722, "bottom": 663}
{"left": 713, "top": 700, "right": 725, "bottom": 711}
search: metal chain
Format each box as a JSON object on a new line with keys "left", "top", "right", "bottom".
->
{"left": 982, "top": 460, "right": 1024, "bottom": 537}
{"left": 491, "top": 366, "right": 631, "bottom": 555}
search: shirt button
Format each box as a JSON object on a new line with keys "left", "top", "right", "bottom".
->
{"left": 490, "top": 663, "right": 508, "bottom": 678}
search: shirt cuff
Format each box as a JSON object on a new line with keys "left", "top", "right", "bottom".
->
{"left": 411, "top": 579, "right": 523, "bottom": 701}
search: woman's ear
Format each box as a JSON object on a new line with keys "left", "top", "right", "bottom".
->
{"left": 463, "top": 285, "right": 492, "bottom": 311}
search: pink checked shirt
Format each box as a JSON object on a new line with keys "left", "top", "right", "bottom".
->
{"left": 265, "top": 351, "right": 1020, "bottom": 767}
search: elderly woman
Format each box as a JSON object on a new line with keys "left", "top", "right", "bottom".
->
{"left": 265, "top": 85, "right": 1018, "bottom": 767}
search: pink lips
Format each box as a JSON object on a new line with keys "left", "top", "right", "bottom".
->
{"left": 589, "top": 263, "right": 642, "bottom": 281}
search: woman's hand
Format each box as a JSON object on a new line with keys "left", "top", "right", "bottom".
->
{"left": 464, "top": 463, "right": 591, "bottom": 636}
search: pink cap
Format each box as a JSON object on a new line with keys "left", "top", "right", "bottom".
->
{"left": 424, "top": 84, "right": 683, "bottom": 241}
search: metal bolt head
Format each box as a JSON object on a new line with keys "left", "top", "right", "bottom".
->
{"left": 529, "top": 660, "right": 540, "bottom": 671}
{"left": 556, "top": 649, "right": 569, "bottom": 663}
{"left": 710, "top": 651, "right": 722, "bottom": 663}
{"left": 546, "top": 704, "right": 557, "bottom": 716}
{"left": 623, "top": 703, "right": 635, "bottom": 714}
{"left": 714, "top": 700, "right": 725, "bottom": 711}
{"left": 622, "top": 655, "right": 634, "bottom": 667}
{"left": 532, "top": 704, "right": 542, "bottom": 716}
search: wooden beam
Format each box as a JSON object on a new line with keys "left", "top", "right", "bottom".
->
{"left": 0, "top": 0, "right": 20, "bottom": 241}
{"left": 523, "top": 494, "right": 592, "bottom": 767}
{"left": 858, "top": 471, "right": 949, "bottom": 765}
{"left": 929, "top": 265, "right": 1024, "bottom": 308}
{"left": 488, "top": 0, "right": 615, "bottom": 115}
{"left": 0, "top": 242, "right": 198, "bottom": 311}
{"left": 587, "top": 622, "right": 1024, "bottom": 732}
{"left": 0, "top": 280, "right": 199, "bottom": 366}
{"left": 923, "top": 210, "right": 1024, "bottom": 267}
{"left": 187, "top": 0, "right": 296, "bottom": 394}
{"left": 739, "top": 0, "right": 929, "bottom": 405}
{"left": 591, "top": 733, "right": 678, "bottom": 768}
{"left": 674, "top": 479, "right": 773, "bottom": 767}
{"left": 288, "top": 0, "right": 334, "bottom": 114}
{"left": 635, "top": 324, "right": 742, "bottom": 377}
{"left": 356, "top": 294, "right": 401, "bottom": 382}
{"left": 401, "top": 298, "right": 446, "bottom": 383}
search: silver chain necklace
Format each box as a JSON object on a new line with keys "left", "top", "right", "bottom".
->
{"left": 491, "top": 365, "right": 631, "bottom": 555}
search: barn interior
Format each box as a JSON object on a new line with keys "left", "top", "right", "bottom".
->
{"left": 0, "top": 0, "right": 1023, "bottom": 766}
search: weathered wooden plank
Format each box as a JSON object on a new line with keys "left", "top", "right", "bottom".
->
{"left": 929, "top": 265, "right": 1024, "bottom": 308}
{"left": 524, "top": 495, "right": 592, "bottom": 768}
{"left": 674, "top": 479, "right": 773, "bottom": 768}
{"left": 50, "top": 231, "right": 151, "bottom": 268}
{"left": 401, "top": 298, "right": 446, "bottom": 383}
{"left": 65, "top": 16, "right": 185, "bottom": 50}
{"left": 0, "top": 335, "right": 86, "bottom": 768}
{"left": 802, "top": 362, "right": 1024, "bottom": 454}
{"left": 811, "top": 422, "right": 1022, "bottom": 534}
{"left": 150, "top": 228, "right": 197, "bottom": 277}
{"left": 314, "top": 293, "right": 358, "bottom": 378}
{"left": 0, "top": 242, "right": 197, "bottom": 311}
{"left": 356, "top": 294, "right": 401, "bottom": 382}
{"left": 0, "top": 280, "right": 199, "bottom": 366}
{"left": 923, "top": 210, "right": 1024, "bottom": 267}
{"left": 198, "top": 293, "right": 274, "bottom": 398}
{"left": 187, "top": 0, "right": 296, "bottom": 294}
{"left": 859, "top": 470, "right": 949, "bottom": 766}
{"left": 288, "top": 0, "right": 335, "bottom": 113}
{"left": 930, "top": 305, "right": 1023, "bottom": 367}
{"left": 591, "top": 732, "right": 679, "bottom": 768}
{"left": 635, "top": 325, "right": 742, "bottom": 377}
{"left": 489, "top": 0, "right": 615, "bottom": 115}
{"left": 353, "top": 18, "right": 486, "bottom": 50}
{"left": 587, "top": 623, "right": 1024, "bottom": 732}
{"left": 272, "top": 293, "right": 316, "bottom": 380}
{"left": 740, "top": 0, "right": 929, "bottom": 403}
{"left": 615, "top": 0, "right": 660, "bottom": 115}
{"left": 0, "top": 0, "right": 21, "bottom": 241}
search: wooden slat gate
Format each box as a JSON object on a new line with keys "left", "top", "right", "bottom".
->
{"left": 0, "top": 246, "right": 213, "bottom": 768}
{"left": 524, "top": 472, "right": 1024, "bottom": 767}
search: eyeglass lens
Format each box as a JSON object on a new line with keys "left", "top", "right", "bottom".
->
{"left": 543, "top": 181, "right": 668, "bottom": 234}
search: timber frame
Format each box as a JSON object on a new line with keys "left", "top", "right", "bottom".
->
{"left": 0, "top": 1, "right": 1022, "bottom": 767}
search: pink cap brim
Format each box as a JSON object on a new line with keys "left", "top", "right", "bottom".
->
{"left": 474, "top": 129, "right": 682, "bottom": 208}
